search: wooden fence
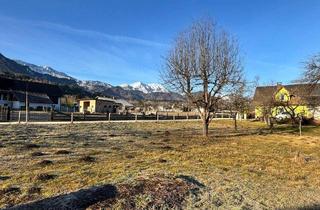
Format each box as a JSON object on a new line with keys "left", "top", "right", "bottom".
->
{"left": 51, "top": 111, "right": 201, "bottom": 122}
{"left": 0, "top": 110, "right": 235, "bottom": 123}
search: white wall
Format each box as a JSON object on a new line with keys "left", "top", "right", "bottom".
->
{"left": 0, "top": 99, "right": 12, "bottom": 107}
{"left": 11, "top": 101, "right": 54, "bottom": 111}
{"left": 12, "top": 101, "right": 21, "bottom": 109}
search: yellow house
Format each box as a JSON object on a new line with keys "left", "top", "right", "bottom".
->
{"left": 253, "top": 83, "right": 320, "bottom": 119}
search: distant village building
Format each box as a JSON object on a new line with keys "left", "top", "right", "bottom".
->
{"left": 0, "top": 90, "right": 59, "bottom": 111}
{"left": 79, "top": 96, "right": 133, "bottom": 114}
{"left": 0, "top": 77, "right": 63, "bottom": 111}
{"left": 59, "top": 95, "right": 78, "bottom": 112}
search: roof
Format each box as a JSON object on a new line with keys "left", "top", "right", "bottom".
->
{"left": 13, "top": 91, "right": 53, "bottom": 104}
{"left": 114, "top": 99, "right": 134, "bottom": 107}
{"left": 95, "top": 96, "right": 134, "bottom": 107}
{"left": 96, "top": 96, "right": 117, "bottom": 102}
{"left": 253, "top": 83, "right": 320, "bottom": 105}
{"left": 253, "top": 86, "right": 277, "bottom": 105}
{"left": 0, "top": 77, "right": 63, "bottom": 104}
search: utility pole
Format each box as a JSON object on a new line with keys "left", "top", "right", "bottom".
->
{"left": 25, "top": 83, "right": 29, "bottom": 123}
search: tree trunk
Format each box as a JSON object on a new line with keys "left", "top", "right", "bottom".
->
{"left": 264, "top": 116, "right": 268, "bottom": 124}
{"left": 269, "top": 117, "right": 274, "bottom": 133}
{"left": 234, "top": 113, "right": 238, "bottom": 131}
{"left": 203, "top": 120, "right": 209, "bottom": 137}
{"left": 299, "top": 117, "right": 302, "bottom": 136}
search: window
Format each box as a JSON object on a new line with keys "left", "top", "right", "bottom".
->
{"left": 280, "top": 94, "right": 285, "bottom": 101}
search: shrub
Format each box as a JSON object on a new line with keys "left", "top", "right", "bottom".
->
{"left": 79, "top": 155, "right": 96, "bottom": 163}
{"left": 35, "top": 173, "right": 57, "bottom": 181}
{"left": 55, "top": 150, "right": 71, "bottom": 155}
{"left": 37, "top": 160, "right": 53, "bottom": 166}
{"left": 31, "top": 151, "right": 46, "bottom": 157}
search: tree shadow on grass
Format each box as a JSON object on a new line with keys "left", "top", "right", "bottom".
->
{"left": 6, "top": 175, "right": 204, "bottom": 210}
{"left": 207, "top": 128, "right": 266, "bottom": 139}
{"left": 6, "top": 184, "right": 117, "bottom": 210}
{"left": 208, "top": 126, "right": 302, "bottom": 139}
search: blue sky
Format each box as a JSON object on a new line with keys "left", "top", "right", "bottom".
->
{"left": 0, "top": 0, "right": 320, "bottom": 85}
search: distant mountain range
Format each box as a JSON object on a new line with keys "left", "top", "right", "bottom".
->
{"left": 120, "top": 82, "right": 169, "bottom": 94}
{"left": 0, "top": 53, "right": 183, "bottom": 101}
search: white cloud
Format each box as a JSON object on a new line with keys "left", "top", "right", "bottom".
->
{"left": 0, "top": 15, "right": 168, "bottom": 48}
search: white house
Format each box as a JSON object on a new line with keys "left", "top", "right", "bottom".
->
{"left": 0, "top": 90, "right": 61, "bottom": 111}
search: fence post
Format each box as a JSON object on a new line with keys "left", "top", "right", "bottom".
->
{"left": 108, "top": 113, "right": 111, "bottom": 121}
{"left": 25, "top": 90, "right": 29, "bottom": 123}
{"left": 18, "top": 111, "right": 21, "bottom": 124}
{"left": 71, "top": 113, "right": 74, "bottom": 124}
{"left": 173, "top": 114, "right": 175, "bottom": 121}
{"left": 6, "top": 108, "right": 10, "bottom": 122}
{"left": 135, "top": 114, "right": 138, "bottom": 122}
{"left": 156, "top": 112, "right": 159, "bottom": 122}
{"left": 186, "top": 113, "right": 189, "bottom": 120}
{"left": 25, "top": 110, "right": 29, "bottom": 123}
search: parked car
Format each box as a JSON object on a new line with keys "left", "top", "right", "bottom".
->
{"left": 275, "top": 112, "right": 291, "bottom": 122}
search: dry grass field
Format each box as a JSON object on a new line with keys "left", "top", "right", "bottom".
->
{"left": 0, "top": 120, "right": 320, "bottom": 209}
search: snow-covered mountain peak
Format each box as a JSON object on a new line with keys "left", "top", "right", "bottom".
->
{"left": 119, "top": 83, "right": 130, "bottom": 88}
{"left": 78, "top": 80, "right": 113, "bottom": 90}
{"left": 120, "top": 82, "right": 168, "bottom": 94}
{"left": 131, "top": 82, "right": 149, "bottom": 94}
{"left": 131, "top": 81, "right": 144, "bottom": 87}
{"left": 148, "top": 83, "right": 169, "bottom": 93}
{"left": 15, "top": 60, "right": 73, "bottom": 80}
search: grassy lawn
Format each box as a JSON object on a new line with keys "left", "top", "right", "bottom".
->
{"left": 0, "top": 120, "right": 320, "bottom": 209}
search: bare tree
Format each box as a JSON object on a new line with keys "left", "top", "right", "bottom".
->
{"left": 302, "top": 53, "right": 320, "bottom": 85}
{"left": 299, "top": 53, "right": 320, "bottom": 123}
{"left": 162, "top": 19, "right": 243, "bottom": 136}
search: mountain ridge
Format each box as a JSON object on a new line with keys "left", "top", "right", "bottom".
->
{"left": 15, "top": 60, "right": 75, "bottom": 80}
{"left": 0, "top": 53, "right": 183, "bottom": 101}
